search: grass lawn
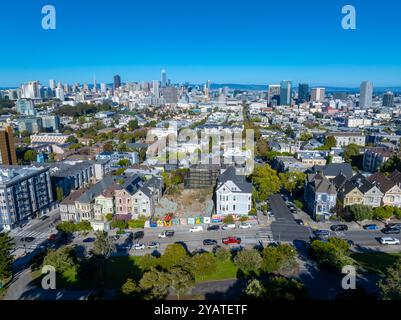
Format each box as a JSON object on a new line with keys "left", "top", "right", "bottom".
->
{"left": 351, "top": 252, "right": 401, "bottom": 276}
{"left": 195, "top": 259, "right": 238, "bottom": 283}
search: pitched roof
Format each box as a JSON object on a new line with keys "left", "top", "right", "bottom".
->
{"left": 368, "top": 172, "right": 396, "bottom": 193}
{"left": 217, "top": 166, "right": 252, "bottom": 193}
{"left": 312, "top": 163, "right": 353, "bottom": 179}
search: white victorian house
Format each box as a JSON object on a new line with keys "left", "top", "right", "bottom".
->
{"left": 215, "top": 167, "right": 253, "bottom": 216}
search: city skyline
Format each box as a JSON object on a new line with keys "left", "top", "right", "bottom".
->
{"left": 0, "top": 0, "right": 401, "bottom": 86}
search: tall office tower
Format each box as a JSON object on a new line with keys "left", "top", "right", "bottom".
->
{"left": 162, "top": 87, "right": 178, "bottom": 104}
{"left": 298, "top": 83, "right": 310, "bottom": 102}
{"left": 267, "top": 85, "right": 281, "bottom": 104}
{"left": 152, "top": 80, "right": 160, "bottom": 97}
{"left": 114, "top": 75, "right": 121, "bottom": 90}
{"left": 310, "top": 88, "right": 326, "bottom": 102}
{"left": 280, "top": 80, "right": 293, "bottom": 106}
{"left": 360, "top": 81, "right": 373, "bottom": 108}
{"left": 93, "top": 77, "right": 97, "bottom": 93}
{"left": 0, "top": 126, "right": 17, "bottom": 165}
{"left": 41, "top": 115, "right": 61, "bottom": 132}
{"left": 100, "top": 83, "right": 107, "bottom": 94}
{"left": 16, "top": 99, "right": 36, "bottom": 116}
{"left": 55, "top": 84, "right": 65, "bottom": 101}
{"left": 383, "top": 91, "right": 394, "bottom": 107}
{"left": 21, "top": 81, "right": 41, "bottom": 99}
{"left": 161, "top": 69, "right": 167, "bottom": 88}
{"left": 49, "top": 80, "right": 56, "bottom": 91}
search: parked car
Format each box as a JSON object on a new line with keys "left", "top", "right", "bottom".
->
{"left": 21, "top": 237, "right": 35, "bottom": 243}
{"left": 294, "top": 219, "right": 304, "bottom": 226}
{"left": 239, "top": 222, "right": 252, "bottom": 229}
{"left": 203, "top": 239, "right": 218, "bottom": 246}
{"left": 112, "top": 235, "right": 120, "bottom": 241}
{"left": 147, "top": 242, "right": 160, "bottom": 249}
{"left": 189, "top": 226, "right": 204, "bottom": 233}
{"left": 158, "top": 230, "right": 175, "bottom": 238}
{"left": 363, "top": 224, "right": 379, "bottom": 231}
{"left": 116, "top": 244, "right": 131, "bottom": 251}
{"left": 48, "top": 234, "right": 57, "bottom": 241}
{"left": 207, "top": 225, "right": 220, "bottom": 231}
{"left": 222, "top": 237, "right": 242, "bottom": 245}
{"left": 330, "top": 224, "right": 348, "bottom": 232}
{"left": 134, "top": 243, "right": 145, "bottom": 250}
{"left": 381, "top": 227, "right": 401, "bottom": 235}
{"left": 386, "top": 223, "right": 401, "bottom": 229}
{"left": 311, "top": 230, "right": 330, "bottom": 241}
{"left": 378, "top": 237, "right": 400, "bottom": 245}
{"left": 346, "top": 239, "right": 355, "bottom": 247}
{"left": 134, "top": 231, "right": 144, "bottom": 240}
{"left": 40, "top": 215, "right": 49, "bottom": 221}
{"left": 222, "top": 224, "right": 236, "bottom": 230}
{"left": 83, "top": 237, "right": 95, "bottom": 243}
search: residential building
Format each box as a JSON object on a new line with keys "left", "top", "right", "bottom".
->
{"left": 0, "top": 126, "right": 17, "bottom": 165}
{"left": 368, "top": 172, "right": 401, "bottom": 207}
{"left": 31, "top": 133, "right": 71, "bottom": 145}
{"left": 363, "top": 147, "right": 399, "bottom": 172}
{"left": 304, "top": 173, "right": 337, "bottom": 220}
{"left": 215, "top": 167, "right": 253, "bottom": 216}
{"left": 328, "top": 132, "right": 366, "bottom": 147}
{"left": 0, "top": 166, "right": 54, "bottom": 230}
{"left": 16, "top": 99, "right": 36, "bottom": 116}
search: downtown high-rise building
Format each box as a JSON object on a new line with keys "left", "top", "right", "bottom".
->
{"left": 152, "top": 80, "right": 160, "bottom": 97}
{"left": 267, "top": 85, "right": 281, "bottom": 104}
{"left": 310, "top": 88, "right": 326, "bottom": 102}
{"left": 298, "top": 83, "right": 309, "bottom": 102}
{"left": 359, "top": 81, "right": 373, "bottom": 108}
{"left": 0, "top": 125, "right": 17, "bottom": 165}
{"left": 20, "top": 81, "right": 41, "bottom": 99}
{"left": 100, "top": 83, "right": 107, "bottom": 94}
{"left": 383, "top": 91, "right": 394, "bottom": 107}
{"left": 114, "top": 75, "right": 121, "bottom": 90}
{"left": 161, "top": 70, "right": 167, "bottom": 88}
{"left": 280, "top": 80, "right": 293, "bottom": 106}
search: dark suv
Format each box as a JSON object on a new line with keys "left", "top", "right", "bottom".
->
{"left": 330, "top": 224, "right": 348, "bottom": 232}
{"left": 207, "top": 225, "right": 220, "bottom": 231}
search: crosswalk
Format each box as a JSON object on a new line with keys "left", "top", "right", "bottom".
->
{"left": 14, "top": 230, "right": 51, "bottom": 250}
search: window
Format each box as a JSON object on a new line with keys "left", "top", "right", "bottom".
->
{"left": 233, "top": 205, "right": 236, "bottom": 211}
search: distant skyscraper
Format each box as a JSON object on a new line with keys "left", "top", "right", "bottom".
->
{"left": 310, "top": 88, "right": 326, "bottom": 102}
{"left": 114, "top": 75, "right": 121, "bottom": 90}
{"left": 0, "top": 126, "right": 17, "bottom": 165}
{"left": 383, "top": 91, "right": 394, "bottom": 107}
{"left": 49, "top": 80, "right": 56, "bottom": 91}
{"left": 16, "top": 99, "right": 36, "bottom": 116}
{"left": 100, "top": 83, "right": 107, "bottom": 94}
{"left": 161, "top": 70, "right": 167, "bottom": 88}
{"left": 298, "top": 83, "right": 309, "bottom": 102}
{"left": 20, "top": 81, "right": 41, "bottom": 99}
{"left": 280, "top": 81, "right": 293, "bottom": 106}
{"left": 360, "top": 81, "right": 373, "bottom": 108}
{"left": 152, "top": 80, "right": 160, "bottom": 97}
{"left": 267, "top": 85, "right": 281, "bottom": 104}
{"left": 162, "top": 87, "right": 178, "bottom": 104}
{"left": 93, "top": 77, "right": 97, "bottom": 93}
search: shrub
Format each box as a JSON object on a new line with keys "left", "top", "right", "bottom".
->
{"left": 373, "top": 206, "right": 395, "bottom": 220}
{"left": 248, "top": 208, "right": 257, "bottom": 216}
{"left": 128, "top": 219, "right": 146, "bottom": 229}
{"left": 348, "top": 204, "right": 373, "bottom": 222}
{"left": 111, "top": 219, "right": 128, "bottom": 230}
{"left": 223, "top": 215, "right": 235, "bottom": 224}
{"left": 294, "top": 200, "right": 304, "bottom": 209}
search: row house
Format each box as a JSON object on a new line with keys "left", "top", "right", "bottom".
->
{"left": 368, "top": 171, "right": 401, "bottom": 208}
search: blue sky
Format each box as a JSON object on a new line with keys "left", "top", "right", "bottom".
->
{"left": 0, "top": 0, "right": 400, "bottom": 87}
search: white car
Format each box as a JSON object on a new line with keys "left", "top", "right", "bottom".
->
{"left": 189, "top": 226, "right": 204, "bottom": 233}
{"left": 134, "top": 243, "right": 145, "bottom": 250}
{"left": 239, "top": 223, "right": 252, "bottom": 229}
{"left": 379, "top": 237, "right": 400, "bottom": 245}
{"left": 147, "top": 242, "right": 160, "bottom": 249}
{"left": 222, "top": 224, "right": 236, "bottom": 230}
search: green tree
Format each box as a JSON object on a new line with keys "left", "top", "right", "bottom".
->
{"left": 264, "top": 277, "right": 307, "bottom": 300}
{"left": 138, "top": 254, "right": 159, "bottom": 271}
{"left": 310, "top": 238, "right": 354, "bottom": 270}
{"left": 244, "top": 279, "right": 265, "bottom": 299}
{"left": 103, "top": 142, "right": 114, "bottom": 152}
{"left": 349, "top": 204, "right": 373, "bottom": 221}
{"left": 128, "top": 119, "right": 139, "bottom": 131}
{"left": 344, "top": 144, "right": 361, "bottom": 164}
{"left": 378, "top": 258, "right": 401, "bottom": 300}
{"left": 324, "top": 136, "right": 337, "bottom": 149}
{"left": 139, "top": 269, "right": 171, "bottom": 300}
{"left": 168, "top": 267, "right": 195, "bottom": 300}
{"left": 191, "top": 253, "right": 218, "bottom": 280}
{"left": 121, "top": 278, "right": 141, "bottom": 298}
{"left": 42, "top": 247, "right": 75, "bottom": 274}
{"left": 92, "top": 231, "right": 114, "bottom": 258}
{"left": 215, "top": 247, "right": 231, "bottom": 261}
{"left": 0, "top": 232, "right": 14, "bottom": 280}
{"left": 261, "top": 244, "right": 297, "bottom": 274}
{"left": 66, "top": 136, "right": 78, "bottom": 144}
{"left": 373, "top": 206, "right": 394, "bottom": 220}
{"left": 381, "top": 156, "right": 401, "bottom": 173}
{"left": 279, "top": 171, "right": 306, "bottom": 195}
{"left": 23, "top": 150, "right": 37, "bottom": 163}
{"left": 159, "top": 244, "right": 188, "bottom": 270}
{"left": 252, "top": 164, "right": 282, "bottom": 202}
{"left": 300, "top": 132, "right": 313, "bottom": 142}
{"left": 234, "top": 249, "right": 263, "bottom": 274}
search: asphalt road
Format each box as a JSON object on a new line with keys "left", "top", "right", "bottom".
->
{"left": 269, "top": 194, "right": 311, "bottom": 242}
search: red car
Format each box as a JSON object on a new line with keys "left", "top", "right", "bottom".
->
{"left": 48, "top": 234, "right": 57, "bottom": 241}
{"left": 222, "top": 237, "right": 242, "bottom": 245}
